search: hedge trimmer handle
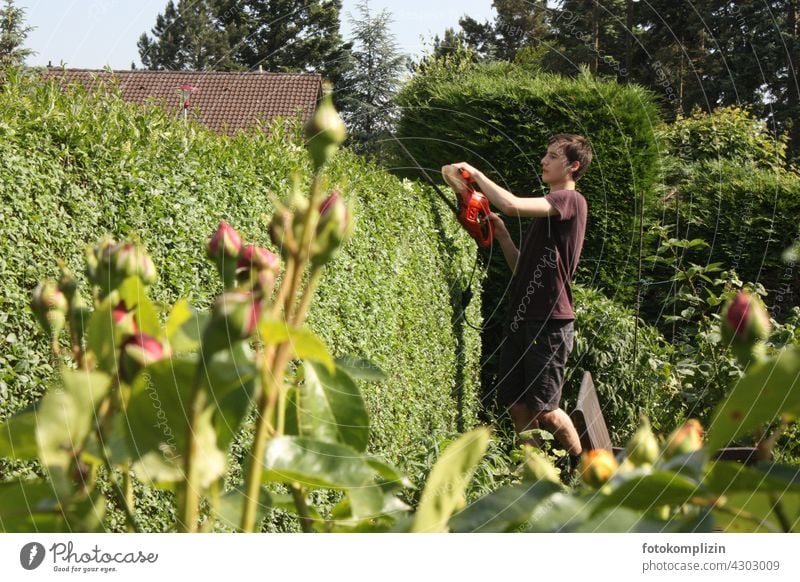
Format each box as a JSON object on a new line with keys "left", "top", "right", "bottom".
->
{"left": 457, "top": 169, "right": 494, "bottom": 248}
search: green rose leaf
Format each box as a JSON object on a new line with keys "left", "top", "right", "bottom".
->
{"left": 0, "top": 410, "right": 38, "bottom": 460}
{"left": 0, "top": 480, "right": 62, "bottom": 532}
{"left": 707, "top": 346, "right": 800, "bottom": 451}
{"left": 117, "top": 276, "right": 160, "bottom": 336}
{"left": 411, "top": 427, "right": 490, "bottom": 533}
{"left": 298, "top": 361, "right": 369, "bottom": 452}
{"left": 258, "top": 321, "right": 334, "bottom": 371}
{"left": 262, "top": 436, "right": 375, "bottom": 489}
{"left": 595, "top": 471, "right": 705, "bottom": 514}
{"left": 449, "top": 482, "right": 563, "bottom": 532}
{"left": 166, "top": 299, "right": 208, "bottom": 353}
{"left": 37, "top": 368, "right": 111, "bottom": 490}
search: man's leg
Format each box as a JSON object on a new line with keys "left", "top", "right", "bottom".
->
{"left": 538, "top": 408, "right": 582, "bottom": 456}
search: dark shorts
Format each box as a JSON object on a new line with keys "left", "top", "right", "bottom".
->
{"left": 495, "top": 319, "right": 575, "bottom": 412}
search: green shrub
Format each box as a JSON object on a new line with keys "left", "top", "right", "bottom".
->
{"left": 647, "top": 159, "right": 800, "bottom": 321}
{"left": 657, "top": 105, "right": 789, "bottom": 170}
{"left": 568, "top": 285, "right": 677, "bottom": 442}
{"left": 0, "top": 70, "right": 482, "bottom": 472}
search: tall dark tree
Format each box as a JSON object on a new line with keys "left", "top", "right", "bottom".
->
{"left": 139, "top": 0, "right": 351, "bottom": 86}
{"left": 138, "top": 0, "right": 239, "bottom": 70}
{"left": 242, "top": 0, "right": 352, "bottom": 85}
{"left": 431, "top": 27, "right": 471, "bottom": 60}
{"left": 458, "top": 0, "right": 550, "bottom": 61}
{"left": 544, "top": 0, "right": 629, "bottom": 78}
{"left": 771, "top": 0, "right": 800, "bottom": 161}
{"left": 0, "top": 0, "right": 33, "bottom": 69}
{"left": 339, "top": 0, "right": 406, "bottom": 153}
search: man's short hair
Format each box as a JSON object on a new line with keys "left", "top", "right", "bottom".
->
{"left": 548, "top": 134, "right": 593, "bottom": 181}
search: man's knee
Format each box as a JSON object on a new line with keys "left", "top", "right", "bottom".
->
{"left": 537, "top": 408, "right": 562, "bottom": 428}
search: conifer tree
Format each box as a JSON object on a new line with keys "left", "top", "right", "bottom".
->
{"left": 0, "top": 0, "right": 34, "bottom": 69}
{"left": 339, "top": 0, "right": 406, "bottom": 153}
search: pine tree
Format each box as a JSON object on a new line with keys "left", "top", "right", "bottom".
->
{"left": 139, "top": 1, "right": 351, "bottom": 85}
{"left": 457, "top": 0, "right": 550, "bottom": 62}
{"left": 239, "top": 0, "right": 352, "bottom": 84}
{"left": 138, "top": 0, "right": 240, "bottom": 70}
{"left": 544, "top": 0, "right": 628, "bottom": 78}
{"left": 431, "top": 27, "right": 470, "bottom": 60}
{"left": 339, "top": 0, "right": 406, "bottom": 154}
{"left": 0, "top": 0, "right": 34, "bottom": 69}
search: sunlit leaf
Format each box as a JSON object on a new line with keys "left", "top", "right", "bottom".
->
{"left": 118, "top": 276, "right": 160, "bottom": 336}
{"left": 0, "top": 411, "right": 38, "bottom": 460}
{"left": 262, "top": 436, "right": 375, "bottom": 489}
{"left": 449, "top": 482, "right": 562, "bottom": 532}
{"left": 594, "top": 471, "right": 705, "bottom": 514}
{"left": 0, "top": 479, "right": 62, "bottom": 532}
{"left": 37, "top": 369, "right": 111, "bottom": 491}
{"left": 216, "top": 487, "right": 292, "bottom": 531}
{"left": 411, "top": 427, "right": 489, "bottom": 532}
{"left": 707, "top": 346, "right": 800, "bottom": 451}
{"left": 298, "top": 361, "right": 369, "bottom": 452}
{"left": 258, "top": 321, "right": 334, "bottom": 371}
{"left": 166, "top": 299, "right": 207, "bottom": 353}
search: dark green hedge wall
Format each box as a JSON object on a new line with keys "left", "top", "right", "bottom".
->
{"left": 648, "top": 159, "right": 800, "bottom": 321}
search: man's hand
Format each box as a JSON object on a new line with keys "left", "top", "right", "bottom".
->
{"left": 488, "top": 212, "right": 510, "bottom": 241}
{"left": 453, "top": 162, "right": 482, "bottom": 180}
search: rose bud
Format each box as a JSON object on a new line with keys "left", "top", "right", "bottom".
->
{"left": 119, "top": 333, "right": 166, "bottom": 382}
{"left": 57, "top": 266, "right": 78, "bottom": 303}
{"left": 31, "top": 281, "right": 69, "bottom": 338}
{"left": 207, "top": 221, "right": 243, "bottom": 261}
{"left": 721, "top": 290, "right": 771, "bottom": 366}
{"left": 112, "top": 243, "right": 157, "bottom": 286}
{"left": 311, "top": 191, "right": 354, "bottom": 267}
{"left": 236, "top": 245, "right": 280, "bottom": 294}
{"left": 236, "top": 244, "right": 279, "bottom": 275}
{"left": 202, "top": 291, "right": 262, "bottom": 356}
{"left": 86, "top": 236, "right": 117, "bottom": 291}
{"left": 578, "top": 449, "right": 618, "bottom": 488}
{"left": 663, "top": 419, "right": 704, "bottom": 460}
{"left": 207, "top": 221, "right": 243, "bottom": 289}
{"left": 304, "top": 84, "right": 346, "bottom": 170}
{"left": 625, "top": 417, "right": 660, "bottom": 467}
{"left": 112, "top": 301, "right": 138, "bottom": 337}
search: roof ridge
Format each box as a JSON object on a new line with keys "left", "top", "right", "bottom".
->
{"left": 45, "top": 67, "right": 322, "bottom": 79}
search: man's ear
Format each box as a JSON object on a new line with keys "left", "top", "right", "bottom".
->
{"left": 570, "top": 161, "right": 580, "bottom": 175}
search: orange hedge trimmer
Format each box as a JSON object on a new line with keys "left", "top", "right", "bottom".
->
{"left": 391, "top": 136, "right": 493, "bottom": 247}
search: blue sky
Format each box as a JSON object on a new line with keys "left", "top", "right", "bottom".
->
{"left": 17, "top": 0, "right": 496, "bottom": 70}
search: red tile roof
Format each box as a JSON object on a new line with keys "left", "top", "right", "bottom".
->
{"left": 43, "top": 68, "right": 323, "bottom": 135}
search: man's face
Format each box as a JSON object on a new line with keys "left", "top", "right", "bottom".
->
{"left": 540, "top": 144, "right": 577, "bottom": 185}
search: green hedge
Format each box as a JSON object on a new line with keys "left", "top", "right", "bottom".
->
{"left": 567, "top": 285, "right": 678, "bottom": 443}
{"left": 0, "top": 70, "right": 482, "bottom": 471}
{"left": 650, "top": 159, "right": 800, "bottom": 320}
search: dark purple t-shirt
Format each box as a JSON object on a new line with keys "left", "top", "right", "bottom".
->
{"left": 507, "top": 189, "right": 587, "bottom": 324}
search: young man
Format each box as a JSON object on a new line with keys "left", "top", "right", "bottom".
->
{"left": 444, "top": 133, "right": 592, "bottom": 462}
